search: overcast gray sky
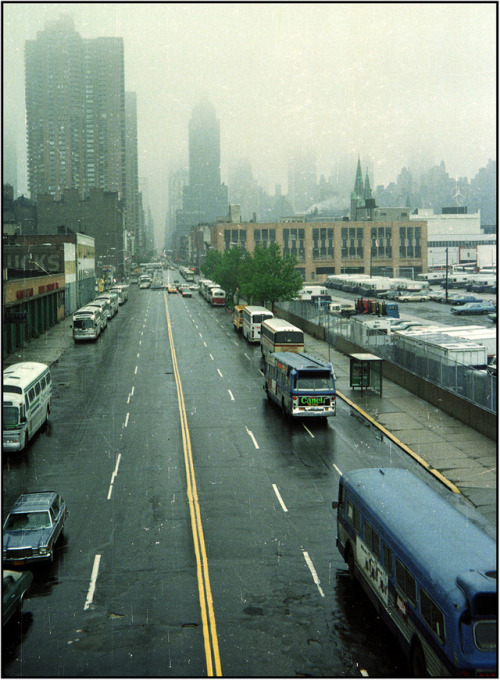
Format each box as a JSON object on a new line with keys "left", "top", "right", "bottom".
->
{"left": 3, "top": 2, "right": 496, "bottom": 240}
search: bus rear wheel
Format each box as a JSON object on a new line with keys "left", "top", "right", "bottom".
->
{"left": 410, "top": 640, "right": 426, "bottom": 677}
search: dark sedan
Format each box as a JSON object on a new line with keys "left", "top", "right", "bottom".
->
{"left": 3, "top": 492, "right": 67, "bottom": 565}
{"left": 3, "top": 570, "right": 33, "bottom": 625}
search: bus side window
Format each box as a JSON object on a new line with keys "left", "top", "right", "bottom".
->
{"left": 35, "top": 382, "right": 41, "bottom": 396}
{"left": 383, "top": 544, "right": 393, "bottom": 578}
{"left": 395, "top": 558, "right": 417, "bottom": 606}
{"left": 420, "top": 587, "right": 446, "bottom": 643}
{"left": 347, "top": 500, "right": 361, "bottom": 534}
{"left": 364, "top": 521, "right": 380, "bottom": 558}
{"left": 40, "top": 376, "right": 46, "bottom": 389}
{"left": 28, "top": 388, "right": 35, "bottom": 403}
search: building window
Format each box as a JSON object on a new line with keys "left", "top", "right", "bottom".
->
{"left": 399, "top": 226, "right": 421, "bottom": 259}
{"left": 341, "top": 227, "right": 363, "bottom": 259}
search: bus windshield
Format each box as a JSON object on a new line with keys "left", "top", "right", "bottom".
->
{"left": 3, "top": 406, "right": 20, "bottom": 428}
{"left": 294, "top": 371, "right": 334, "bottom": 391}
{"left": 3, "top": 385, "right": 22, "bottom": 394}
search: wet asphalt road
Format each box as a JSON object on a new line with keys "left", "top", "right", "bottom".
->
{"left": 4, "top": 282, "right": 482, "bottom": 677}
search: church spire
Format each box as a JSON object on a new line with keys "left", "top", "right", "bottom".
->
{"left": 353, "top": 156, "right": 364, "bottom": 198}
{"left": 364, "top": 169, "right": 372, "bottom": 199}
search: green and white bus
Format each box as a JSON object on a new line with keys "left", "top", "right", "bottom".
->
{"left": 263, "top": 351, "right": 336, "bottom": 418}
{"left": 3, "top": 362, "right": 52, "bottom": 452}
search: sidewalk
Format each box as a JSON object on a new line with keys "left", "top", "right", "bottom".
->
{"left": 3, "top": 310, "right": 497, "bottom": 527}
{"left": 304, "top": 332, "right": 496, "bottom": 526}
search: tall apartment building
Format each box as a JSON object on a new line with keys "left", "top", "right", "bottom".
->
{"left": 25, "top": 16, "right": 127, "bottom": 209}
{"left": 167, "top": 167, "right": 189, "bottom": 246}
{"left": 178, "top": 99, "right": 228, "bottom": 231}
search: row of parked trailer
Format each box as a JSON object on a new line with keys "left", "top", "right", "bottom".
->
{"left": 72, "top": 284, "right": 128, "bottom": 341}
{"left": 325, "top": 275, "right": 428, "bottom": 296}
{"left": 198, "top": 279, "right": 227, "bottom": 306}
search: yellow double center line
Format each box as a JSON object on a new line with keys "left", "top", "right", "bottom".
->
{"left": 164, "top": 294, "right": 222, "bottom": 676}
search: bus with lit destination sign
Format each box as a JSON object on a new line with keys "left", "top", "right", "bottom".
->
{"left": 263, "top": 351, "right": 336, "bottom": 418}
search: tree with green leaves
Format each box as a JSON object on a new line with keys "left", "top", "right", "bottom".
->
{"left": 200, "top": 249, "right": 223, "bottom": 279}
{"left": 239, "top": 243, "right": 303, "bottom": 310}
{"left": 213, "top": 247, "right": 247, "bottom": 305}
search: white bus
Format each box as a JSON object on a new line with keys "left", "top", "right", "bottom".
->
{"left": 3, "top": 362, "right": 52, "bottom": 452}
{"left": 260, "top": 317, "right": 304, "bottom": 359}
{"left": 72, "top": 307, "right": 101, "bottom": 341}
{"left": 242, "top": 306, "right": 274, "bottom": 343}
{"left": 110, "top": 284, "right": 128, "bottom": 303}
{"left": 96, "top": 292, "right": 119, "bottom": 318}
{"left": 209, "top": 287, "right": 226, "bottom": 306}
{"left": 85, "top": 300, "right": 109, "bottom": 330}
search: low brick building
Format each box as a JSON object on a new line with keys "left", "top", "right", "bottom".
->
{"left": 210, "top": 219, "right": 428, "bottom": 281}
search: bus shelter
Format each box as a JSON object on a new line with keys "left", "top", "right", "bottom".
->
{"left": 349, "top": 353, "right": 383, "bottom": 396}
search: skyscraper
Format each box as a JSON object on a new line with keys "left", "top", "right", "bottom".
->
{"left": 179, "top": 99, "right": 228, "bottom": 230}
{"left": 125, "top": 91, "right": 140, "bottom": 253}
{"left": 25, "top": 16, "right": 126, "bottom": 204}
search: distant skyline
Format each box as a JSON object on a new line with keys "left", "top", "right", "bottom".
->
{"left": 3, "top": 3, "right": 496, "bottom": 243}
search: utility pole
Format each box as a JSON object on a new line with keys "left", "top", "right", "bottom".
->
{"left": 445, "top": 247, "right": 449, "bottom": 302}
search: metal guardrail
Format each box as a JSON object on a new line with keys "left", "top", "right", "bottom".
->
{"left": 279, "top": 300, "right": 497, "bottom": 414}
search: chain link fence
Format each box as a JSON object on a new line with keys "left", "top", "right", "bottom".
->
{"left": 279, "top": 300, "right": 497, "bottom": 414}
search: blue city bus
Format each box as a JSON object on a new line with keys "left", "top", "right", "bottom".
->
{"left": 263, "top": 352, "right": 336, "bottom": 418}
{"left": 333, "top": 468, "right": 497, "bottom": 676}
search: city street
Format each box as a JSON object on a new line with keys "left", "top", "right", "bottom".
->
{"left": 4, "top": 284, "right": 465, "bottom": 677}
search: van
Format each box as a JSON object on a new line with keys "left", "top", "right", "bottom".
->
{"left": 329, "top": 300, "right": 356, "bottom": 316}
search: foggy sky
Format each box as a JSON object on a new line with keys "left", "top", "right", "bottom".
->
{"left": 3, "top": 3, "right": 496, "bottom": 242}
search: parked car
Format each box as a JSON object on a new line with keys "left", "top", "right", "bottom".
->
{"left": 450, "top": 302, "right": 496, "bottom": 315}
{"left": 3, "top": 492, "right": 68, "bottom": 565}
{"left": 445, "top": 294, "right": 483, "bottom": 305}
{"left": 378, "top": 289, "right": 400, "bottom": 300}
{"left": 488, "top": 312, "right": 496, "bottom": 323}
{"left": 395, "top": 293, "right": 431, "bottom": 303}
{"left": 428, "top": 291, "right": 448, "bottom": 302}
{"left": 3, "top": 570, "right": 33, "bottom": 625}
